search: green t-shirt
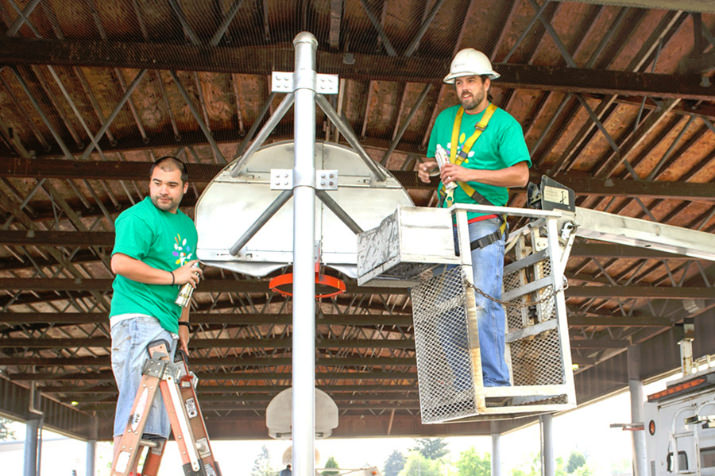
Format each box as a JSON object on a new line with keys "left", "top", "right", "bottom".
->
{"left": 109, "top": 197, "right": 198, "bottom": 334}
{"left": 427, "top": 104, "right": 532, "bottom": 219}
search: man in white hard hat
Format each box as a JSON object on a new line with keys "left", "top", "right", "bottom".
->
{"left": 418, "top": 48, "right": 531, "bottom": 388}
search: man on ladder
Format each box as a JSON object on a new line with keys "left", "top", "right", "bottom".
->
{"left": 108, "top": 156, "right": 205, "bottom": 474}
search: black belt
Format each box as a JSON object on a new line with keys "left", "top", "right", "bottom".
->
{"left": 470, "top": 229, "right": 505, "bottom": 250}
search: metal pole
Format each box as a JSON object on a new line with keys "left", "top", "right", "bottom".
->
{"left": 23, "top": 418, "right": 40, "bottom": 476}
{"left": 628, "top": 345, "right": 648, "bottom": 476}
{"left": 491, "top": 421, "right": 502, "bottom": 476}
{"left": 315, "top": 94, "right": 387, "bottom": 182}
{"left": 291, "top": 31, "right": 318, "bottom": 476}
{"left": 86, "top": 415, "right": 98, "bottom": 476}
{"left": 229, "top": 190, "right": 293, "bottom": 255}
{"left": 230, "top": 93, "right": 295, "bottom": 176}
{"left": 540, "top": 413, "right": 555, "bottom": 476}
{"left": 86, "top": 439, "right": 96, "bottom": 476}
{"left": 315, "top": 190, "right": 363, "bottom": 234}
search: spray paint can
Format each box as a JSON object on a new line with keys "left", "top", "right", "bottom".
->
{"left": 175, "top": 262, "right": 200, "bottom": 308}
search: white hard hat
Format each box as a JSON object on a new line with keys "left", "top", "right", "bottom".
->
{"left": 443, "top": 48, "right": 500, "bottom": 84}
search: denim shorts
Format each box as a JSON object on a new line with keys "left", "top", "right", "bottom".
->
{"left": 110, "top": 315, "right": 177, "bottom": 438}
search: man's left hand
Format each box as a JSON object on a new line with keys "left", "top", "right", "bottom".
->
{"left": 179, "top": 325, "right": 190, "bottom": 355}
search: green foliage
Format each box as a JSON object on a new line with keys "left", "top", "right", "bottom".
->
{"left": 455, "top": 447, "right": 490, "bottom": 476}
{"left": 0, "top": 417, "right": 16, "bottom": 440}
{"left": 398, "top": 452, "right": 442, "bottom": 476}
{"left": 322, "top": 456, "right": 339, "bottom": 476}
{"left": 384, "top": 450, "right": 406, "bottom": 476}
{"left": 411, "top": 438, "right": 449, "bottom": 460}
{"left": 513, "top": 451, "right": 593, "bottom": 476}
{"left": 566, "top": 452, "right": 587, "bottom": 473}
{"left": 250, "top": 445, "right": 273, "bottom": 476}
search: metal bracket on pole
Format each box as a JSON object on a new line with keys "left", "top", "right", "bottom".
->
{"left": 315, "top": 94, "right": 388, "bottom": 182}
{"left": 229, "top": 93, "right": 295, "bottom": 177}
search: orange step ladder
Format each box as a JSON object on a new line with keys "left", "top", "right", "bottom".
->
{"left": 111, "top": 340, "right": 221, "bottom": 476}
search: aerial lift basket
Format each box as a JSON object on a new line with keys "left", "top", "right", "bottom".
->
{"left": 358, "top": 205, "right": 577, "bottom": 422}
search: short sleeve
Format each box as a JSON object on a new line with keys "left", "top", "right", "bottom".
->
{"left": 112, "top": 212, "right": 153, "bottom": 261}
{"left": 498, "top": 118, "right": 532, "bottom": 169}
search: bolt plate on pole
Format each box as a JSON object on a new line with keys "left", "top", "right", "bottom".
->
{"left": 270, "top": 169, "right": 293, "bottom": 190}
{"left": 316, "top": 170, "right": 338, "bottom": 190}
{"left": 271, "top": 72, "right": 294, "bottom": 93}
{"left": 316, "top": 74, "right": 339, "bottom": 94}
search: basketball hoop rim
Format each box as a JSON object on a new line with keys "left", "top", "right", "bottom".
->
{"left": 268, "top": 272, "right": 346, "bottom": 299}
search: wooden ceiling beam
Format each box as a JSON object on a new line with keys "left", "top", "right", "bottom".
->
{"left": 0, "top": 355, "right": 416, "bottom": 367}
{"left": 8, "top": 369, "right": 419, "bottom": 382}
{"left": 0, "top": 337, "right": 416, "bottom": 350}
{"left": 0, "top": 278, "right": 710, "bottom": 299}
{"left": 0, "top": 311, "right": 412, "bottom": 326}
{"left": 557, "top": 0, "right": 715, "bottom": 13}
{"left": 0, "top": 158, "right": 711, "bottom": 201}
{"left": 0, "top": 37, "right": 711, "bottom": 100}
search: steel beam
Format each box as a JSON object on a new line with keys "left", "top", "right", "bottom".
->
{"left": 1, "top": 157, "right": 710, "bottom": 202}
{"left": 0, "top": 311, "right": 413, "bottom": 326}
{"left": 0, "top": 277, "right": 710, "bottom": 299}
{"left": 0, "top": 37, "right": 711, "bottom": 100}
{"left": 556, "top": 0, "right": 715, "bottom": 13}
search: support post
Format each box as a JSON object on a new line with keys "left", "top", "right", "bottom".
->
{"left": 491, "top": 421, "right": 502, "bottom": 476}
{"left": 86, "top": 440, "right": 96, "bottom": 476}
{"left": 628, "top": 345, "right": 648, "bottom": 476}
{"left": 23, "top": 417, "right": 41, "bottom": 476}
{"left": 86, "top": 415, "right": 98, "bottom": 476}
{"left": 540, "top": 413, "right": 554, "bottom": 476}
{"left": 291, "top": 31, "right": 318, "bottom": 476}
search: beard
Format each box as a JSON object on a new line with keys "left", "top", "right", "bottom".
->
{"left": 150, "top": 194, "right": 179, "bottom": 212}
{"left": 460, "top": 90, "right": 485, "bottom": 112}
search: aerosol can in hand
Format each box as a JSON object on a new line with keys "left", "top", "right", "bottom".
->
{"left": 435, "top": 144, "right": 456, "bottom": 191}
{"left": 175, "top": 262, "right": 200, "bottom": 308}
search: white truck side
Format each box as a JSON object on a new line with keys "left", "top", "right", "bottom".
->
{"left": 644, "top": 365, "right": 715, "bottom": 475}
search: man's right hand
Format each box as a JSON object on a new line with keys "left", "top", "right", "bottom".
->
{"left": 173, "top": 260, "right": 203, "bottom": 287}
{"left": 418, "top": 159, "right": 438, "bottom": 184}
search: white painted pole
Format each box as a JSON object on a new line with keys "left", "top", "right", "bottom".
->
{"left": 491, "top": 421, "right": 502, "bottom": 476}
{"left": 628, "top": 345, "right": 648, "bottom": 476}
{"left": 540, "top": 413, "right": 555, "bottom": 476}
{"left": 291, "top": 31, "right": 318, "bottom": 476}
{"left": 23, "top": 418, "right": 40, "bottom": 476}
{"left": 86, "top": 439, "right": 96, "bottom": 476}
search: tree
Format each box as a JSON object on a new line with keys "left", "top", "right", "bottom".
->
{"left": 0, "top": 417, "right": 16, "bottom": 440}
{"left": 250, "top": 445, "right": 272, "bottom": 476}
{"left": 384, "top": 450, "right": 406, "bottom": 476}
{"left": 411, "top": 438, "right": 448, "bottom": 460}
{"left": 398, "top": 452, "right": 442, "bottom": 476}
{"left": 322, "top": 456, "right": 339, "bottom": 476}
{"left": 456, "top": 447, "right": 490, "bottom": 476}
{"left": 567, "top": 451, "right": 587, "bottom": 473}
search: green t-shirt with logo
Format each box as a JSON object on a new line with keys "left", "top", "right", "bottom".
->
{"left": 427, "top": 103, "right": 532, "bottom": 220}
{"left": 109, "top": 197, "right": 198, "bottom": 334}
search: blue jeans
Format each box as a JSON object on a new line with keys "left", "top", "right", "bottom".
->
{"left": 110, "top": 315, "right": 178, "bottom": 438}
{"left": 440, "top": 217, "right": 510, "bottom": 388}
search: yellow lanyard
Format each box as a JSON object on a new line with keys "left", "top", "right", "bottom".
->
{"left": 443, "top": 103, "right": 498, "bottom": 206}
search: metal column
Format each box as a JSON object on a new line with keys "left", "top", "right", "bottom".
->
{"left": 291, "top": 32, "right": 318, "bottom": 476}
{"left": 491, "top": 421, "right": 502, "bottom": 476}
{"left": 86, "top": 416, "right": 98, "bottom": 476}
{"left": 86, "top": 440, "right": 96, "bottom": 476}
{"left": 540, "top": 413, "right": 555, "bottom": 476}
{"left": 23, "top": 418, "right": 40, "bottom": 476}
{"left": 628, "top": 345, "right": 648, "bottom": 476}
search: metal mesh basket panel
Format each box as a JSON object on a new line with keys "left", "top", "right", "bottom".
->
{"left": 411, "top": 267, "right": 477, "bottom": 423}
{"left": 503, "top": 250, "right": 564, "bottom": 387}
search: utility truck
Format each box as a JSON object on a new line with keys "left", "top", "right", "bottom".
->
{"left": 644, "top": 322, "right": 715, "bottom": 475}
